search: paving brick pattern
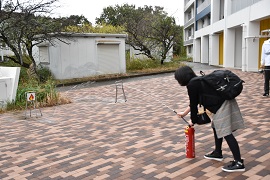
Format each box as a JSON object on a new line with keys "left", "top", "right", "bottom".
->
{"left": 0, "top": 68, "right": 269, "bottom": 179}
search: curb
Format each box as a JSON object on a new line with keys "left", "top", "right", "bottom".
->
{"left": 56, "top": 70, "right": 176, "bottom": 87}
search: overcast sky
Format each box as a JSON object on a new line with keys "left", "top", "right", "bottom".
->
{"left": 54, "top": 0, "right": 184, "bottom": 25}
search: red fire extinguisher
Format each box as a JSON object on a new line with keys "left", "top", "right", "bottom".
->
{"left": 172, "top": 110, "right": 195, "bottom": 158}
{"left": 185, "top": 125, "right": 195, "bottom": 158}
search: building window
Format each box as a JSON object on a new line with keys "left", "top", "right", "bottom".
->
{"left": 188, "top": 11, "right": 192, "bottom": 20}
{"left": 188, "top": 46, "right": 192, "bottom": 54}
{"left": 188, "top": 29, "right": 191, "bottom": 37}
{"left": 202, "top": 19, "right": 205, "bottom": 27}
{"left": 207, "top": 14, "right": 211, "bottom": 25}
{"left": 39, "top": 46, "right": 50, "bottom": 64}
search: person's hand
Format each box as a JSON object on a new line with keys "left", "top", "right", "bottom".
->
{"left": 177, "top": 112, "right": 185, "bottom": 118}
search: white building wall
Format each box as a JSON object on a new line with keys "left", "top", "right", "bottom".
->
{"left": 34, "top": 33, "right": 127, "bottom": 80}
{"left": 193, "top": 0, "right": 270, "bottom": 72}
{"left": 57, "top": 37, "right": 98, "bottom": 79}
{"left": 0, "top": 67, "right": 20, "bottom": 105}
{"left": 184, "top": 0, "right": 195, "bottom": 58}
{"left": 249, "top": 0, "right": 270, "bottom": 21}
{"left": 0, "top": 47, "right": 14, "bottom": 61}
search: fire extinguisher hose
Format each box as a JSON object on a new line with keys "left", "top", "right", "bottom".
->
{"left": 172, "top": 110, "right": 191, "bottom": 127}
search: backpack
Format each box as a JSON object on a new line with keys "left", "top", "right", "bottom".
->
{"left": 200, "top": 70, "right": 245, "bottom": 100}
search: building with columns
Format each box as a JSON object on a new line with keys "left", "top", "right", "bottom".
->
{"left": 184, "top": 0, "right": 270, "bottom": 71}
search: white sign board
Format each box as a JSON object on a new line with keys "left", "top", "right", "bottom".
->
{"left": 26, "top": 92, "right": 35, "bottom": 102}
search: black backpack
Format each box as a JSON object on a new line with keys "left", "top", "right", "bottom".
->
{"left": 200, "top": 70, "right": 245, "bottom": 100}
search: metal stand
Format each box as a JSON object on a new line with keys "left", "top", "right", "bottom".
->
{"left": 115, "top": 80, "right": 127, "bottom": 103}
{"left": 25, "top": 91, "right": 42, "bottom": 119}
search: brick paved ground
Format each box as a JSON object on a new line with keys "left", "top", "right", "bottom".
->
{"left": 0, "top": 67, "right": 269, "bottom": 180}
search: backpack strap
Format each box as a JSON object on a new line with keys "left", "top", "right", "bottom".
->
{"left": 199, "top": 80, "right": 208, "bottom": 113}
{"left": 199, "top": 77, "right": 204, "bottom": 107}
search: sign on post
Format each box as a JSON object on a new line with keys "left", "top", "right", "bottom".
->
{"left": 26, "top": 92, "right": 35, "bottom": 102}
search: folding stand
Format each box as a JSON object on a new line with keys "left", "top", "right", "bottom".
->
{"left": 24, "top": 91, "right": 42, "bottom": 119}
{"left": 115, "top": 80, "right": 127, "bottom": 103}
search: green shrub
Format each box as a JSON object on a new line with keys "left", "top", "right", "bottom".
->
{"left": 127, "top": 58, "right": 160, "bottom": 70}
{"left": 14, "top": 78, "right": 69, "bottom": 110}
{"left": 37, "top": 65, "right": 54, "bottom": 83}
{"left": 126, "top": 56, "right": 186, "bottom": 73}
{"left": 172, "top": 55, "right": 193, "bottom": 62}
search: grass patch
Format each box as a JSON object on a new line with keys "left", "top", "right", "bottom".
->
{"left": 0, "top": 61, "right": 71, "bottom": 113}
{"left": 126, "top": 56, "right": 189, "bottom": 73}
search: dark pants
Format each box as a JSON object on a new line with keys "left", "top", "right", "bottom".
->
{"left": 264, "top": 66, "right": 270, "bottom": 94}
{"left": 213, "top": 128, "right": 241, "bottom": 161}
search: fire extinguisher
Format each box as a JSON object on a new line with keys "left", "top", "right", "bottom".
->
{"left": 185, "top": 125, "right": 195, "bottom": 158}
{"left": 172, "top": 110, "right": 195, "bottom": 158}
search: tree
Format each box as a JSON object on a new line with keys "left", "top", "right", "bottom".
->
{"left": 96, "top": 4, "right": 183, "bottom": 64}
{"left": 64, "top": 23, "right": 125, "bottom": 34}
{"left": 0, "top": 0, "right": 69, "bottom": 74}
{"left": 60, "top": 15, "right": 91, "bottom": 26}
{"left": 147, "top": 15, "right": 180, "bottom": 64}
{"left": 173, "top": 26, "right": 186, "bottom": 57}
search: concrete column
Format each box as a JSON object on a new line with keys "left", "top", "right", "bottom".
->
{"left": 211, "top": 0, "right": 220, "bottom": 23}
{"left": 194, "top": 38, "right": 201, "bottom": 62}
{"left": 224, "top": 28, "right": 235, "bottom": 68}
{"left": 201, "top": 36, "right": 209, "bottom": 63}
{"left": 242, "top": 24, "right": 248, "bottom": 71}
{"left": 246, "top": 21, "right": 260, "bottom": 72}
{"left": 235, "top": 27, "right": 243, "bottom": 68}
{"left": 209, "top": 34, "right": 219, "bottom": 65}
